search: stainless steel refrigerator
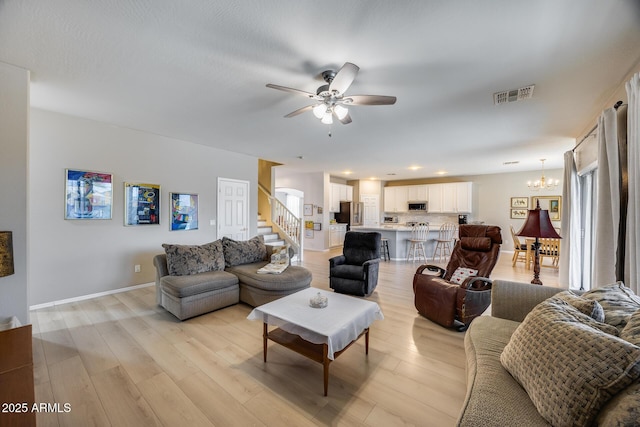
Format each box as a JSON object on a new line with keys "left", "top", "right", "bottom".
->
{"left": 335, "top": 201, "right": 363, "bottom": 230}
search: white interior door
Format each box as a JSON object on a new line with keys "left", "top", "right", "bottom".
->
{"left": 217, "top": 178, "right": 249, "bottom": 240}
{"left": 362, "top": 194, "right": 380, "bottom": 227}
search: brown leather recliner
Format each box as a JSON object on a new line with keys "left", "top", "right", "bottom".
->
{"left": 413, "top": 224, "right": 502, "bottom": 331}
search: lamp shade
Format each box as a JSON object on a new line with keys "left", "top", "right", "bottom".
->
{"left": 517, "top": 202, "right": 561, "bottom": 239}
{"left": 0, "top": 231, "right": 15, "bottom": 277}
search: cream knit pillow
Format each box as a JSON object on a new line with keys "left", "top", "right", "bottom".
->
{"left": 500, "top": 298, "right": 640, "bottom": 427}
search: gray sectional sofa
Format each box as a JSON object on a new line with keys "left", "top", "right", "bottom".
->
{"left": 153, "top": 236, "right": 312, "bottom": 320}
{"left": 457, "top": 279, "right": 640, "bottom": 427}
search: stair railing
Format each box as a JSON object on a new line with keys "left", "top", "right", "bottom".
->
{"left": 258, "top": 184, "right": 303, "bottom": 260}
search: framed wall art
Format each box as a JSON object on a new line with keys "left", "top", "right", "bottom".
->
{"left": 510, "top": 208, "right": 528, "bottom": 219}
{"left": 532, "top": 195, "right": 562, "bottom": 221}
{"left": 170, "top": 192, "right": 198, "bottom": 231}
{"left": 305, "top": 220, "right": 314, "bottom": 229}
{"left": 124, "top": 183, "right": 160, "bottom": 226}
{"left": 510, "top": 197, "right": 529, "bottom": 209}
{"left": 65, "top": 169, "right": 113, "bottom": 220}
{"left": 304, "top": 204, "right": 313, "bottom": 216}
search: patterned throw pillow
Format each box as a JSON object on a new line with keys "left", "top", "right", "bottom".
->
{"left": 222, "top": 235, "right": 267, "bottom": 267}
{"left": 269, "top": 244, "right": 290, "bottom": 266}
{"left": 162, "top": 240, "right": 225, "bottom": 276}
{"left": 595, "top": 381, "right": 640, "bottom": 426}
{"left": 621, "top": 310, "right": 640, "bottom": 346}
{"left": 500, "top": 298, "right": 640, "bottom": 427}
{"left": 449, "top": 267, "right": 478, "bottom": 285}
{"left": 582, "top": 282, "right": 640, "bottom": 330}
{"left": 554, "top": 290, "right": 605, "bottom": 322}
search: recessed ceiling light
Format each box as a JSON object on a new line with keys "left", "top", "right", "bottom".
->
{"left": 369, "top": 177, "right": 378, "bottom": 181}
{"left": 343, "top": 170, "right": 353, "bottom": 175}
{"left": 408, "top": 165, "right": 422, "bottom": 171}
{"left": 436, "top": 171, "right": 447, "bottom": 175}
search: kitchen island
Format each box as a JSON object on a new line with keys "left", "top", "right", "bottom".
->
{"left": 350, "top": 224, "right": 444, "bottom": 261}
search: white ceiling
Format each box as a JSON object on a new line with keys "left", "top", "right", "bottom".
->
{"left": 1, "top": 0, "right": 640, "bottom": 181}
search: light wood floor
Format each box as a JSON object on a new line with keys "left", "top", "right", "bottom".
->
{"left": 30, "top": 249, "right": 559, "bottom": 427}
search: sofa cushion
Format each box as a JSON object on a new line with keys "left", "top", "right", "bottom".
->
{"left": 222, "top": 236, "right": 267, "bottom": 267}
{"left": 621, "top": 310, "right": 640, "bottom": 346}
{"left": 450, "top": 267, "right": 477, "bottom": 285}
{"left": 226, "top": 262, "right": 311, "bottom": 291}
{"left": 582, "top": 282, "right": 640, "bottom": 330}
{"left": 162, "top": 240, "right": 225, "bottom": 276}
{"left": 458, "top": 316, "right": 549, "bottom": 427}
{"left": 595, "top": 381, "right": 640, "bottom": 427}
{"left": 160, "top": 270, "right": 239, "bottom": 298}
{"left": 554, "top": 290, "right": 605, "bottom": 322}
{"left": 500, "top": 298, "right": 640, "bottom": 427}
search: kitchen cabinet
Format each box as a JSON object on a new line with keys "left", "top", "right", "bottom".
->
{"left": 330, "top": 184, "right": 341, "bottom": 212}
{"left": 407, "top": 184, "right": 428, "bottom": 201}
{"left": 428, "top": 182, "right": 472, "bottom": 213}
{"left": 383, "top": 186, "right": 409, "bottom": 212}
{"left": 330, "top": 224, "right": 347, "bottom": 247}
{"left": 427, "top": 184, "right": 444, "bottom": 212}
{"left": 455, "top": 182, "right": 473, "bottom": 213}
{"left": 329, "top": 184, "right": 353, "bottom": 212}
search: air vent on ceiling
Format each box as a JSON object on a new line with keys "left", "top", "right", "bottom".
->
{"left": 503, "top": 161, "right": 520, "bottom": 165}
{"left": 493, "top": 85, "right": 535, "bottom": 105}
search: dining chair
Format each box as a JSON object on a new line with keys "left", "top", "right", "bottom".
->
{"left": 407, "top": 223, "right": 429, "bottom": 263}
{"left": 432, "top": 223, "right": 457, "bottom": 262}
{"left": 510, "top": 225, "right": 529, "bottom": 267}
{"left": 538, "top": 238, "right": 560, "bottom": 268}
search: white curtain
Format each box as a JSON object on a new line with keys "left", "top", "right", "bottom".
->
{"left": 625, "top": 73, "right": 640, "bottom": 294}
{"left": 593, "top": 108, "right": 621, "bottom": 287}
{"left": 559, "top": 150, "right": 581, "bottom": 289}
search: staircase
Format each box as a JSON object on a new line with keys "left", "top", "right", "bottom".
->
{"left": 258, "top": 218, "right": 286, "bottom": 248}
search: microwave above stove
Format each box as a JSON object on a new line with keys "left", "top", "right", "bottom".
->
{"left": 408, "top": 202, "right": 427, "bottom": 211}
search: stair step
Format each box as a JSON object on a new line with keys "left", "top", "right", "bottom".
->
{"left": 257, "top": 226, "right": 273, "bottom": 235}
{"left": 265, "top": 240, "right": 286, "bottom": 247}
{"left": 258, "top": 219, "right": 267, "bottom": 227}
{"left": 262, "top": 233, "right": 280, "bottom": 242}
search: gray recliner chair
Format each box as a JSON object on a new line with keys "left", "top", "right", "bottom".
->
{"left": 329, "top": 231, "right": 381, "bottom": 297}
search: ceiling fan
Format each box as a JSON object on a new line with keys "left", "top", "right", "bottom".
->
{"left": 266, "top": 62, "right": 397, "bottom": 125}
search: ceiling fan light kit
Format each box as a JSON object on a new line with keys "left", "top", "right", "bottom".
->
{"left": 266, "top": 62, "right": 396, "bottom": 125}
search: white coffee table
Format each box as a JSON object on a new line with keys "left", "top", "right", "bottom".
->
{"left": 247, "top": 288, "right": 384, "bottom": 396}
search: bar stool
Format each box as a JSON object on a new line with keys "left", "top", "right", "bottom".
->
{"left": 380, "top": 238, "right": 390, "bottom": 261}
{"left": 407, "top": 223, "right": 429, "bottom": 263}
{"left": 433, "top": 223, "right": 457, "bottom": 262}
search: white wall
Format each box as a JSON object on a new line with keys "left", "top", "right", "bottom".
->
{"left": 29, "top": 109, "right": 258, "bottom": 306}
{"left": 275, "top": 171, "right": 329, "bottom": 251}
{"left": 0, "top": 62, "right": 29, "bottom": 323}
{"left": 464, "top": 168, "right": 564, "bottom": 250}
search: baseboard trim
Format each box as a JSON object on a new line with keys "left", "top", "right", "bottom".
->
{"left": 30, "top": 282, "right": 154, "bottom": 311}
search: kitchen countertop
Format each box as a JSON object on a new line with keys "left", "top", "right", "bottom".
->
{"left": 351, "top": 224, "right": 444, "bottom": 232}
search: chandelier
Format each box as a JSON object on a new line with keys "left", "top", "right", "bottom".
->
{"left": 527, "top": 159, "right": 559, "bottom": 191}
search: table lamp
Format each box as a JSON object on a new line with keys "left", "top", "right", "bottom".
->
{"left": 0, "top": 231, "right": 15, "bottom": 277}
{"left": 517, "top": 201, "right": 561, "bottom": 285}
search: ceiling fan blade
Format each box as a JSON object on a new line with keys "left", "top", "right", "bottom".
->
{"left": 266, "top": 84, "right": 322, "bottom": 100}
{"left": 284, "top": 104, "right": 318, "bottom": 118}
{"left": 329, "top": 62, "right": 359, "bottom": 95}
{"left": 334, "top": 110, "right": 352, "bottom": 125}
{"left": 344, "top": 95, "right": 397, "bottom": 105}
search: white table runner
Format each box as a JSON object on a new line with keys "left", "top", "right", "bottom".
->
{"left": 247, "top": 288, "right": 384, "bottom": 359}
